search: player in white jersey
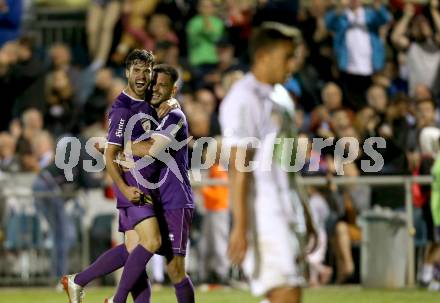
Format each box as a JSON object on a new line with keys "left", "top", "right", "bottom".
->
{"left": 219, "top": 22, "right": 317, "bottom": 303}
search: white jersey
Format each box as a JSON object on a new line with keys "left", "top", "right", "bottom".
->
{"left": 220, "top": 73, "right": 306, "bottom": 295}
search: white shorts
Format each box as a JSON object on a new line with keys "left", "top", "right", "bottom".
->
{"left": 243, "top": 187, "right": 307, "bottom": 296}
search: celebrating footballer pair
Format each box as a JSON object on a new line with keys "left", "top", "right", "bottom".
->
{"left": 60, "top": 21, "right": 317, "bottom": 303}
{"left": 61, "top": 50, "right": 195, "bottom": 303}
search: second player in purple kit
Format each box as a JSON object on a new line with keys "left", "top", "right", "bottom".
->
{"left": 127, "top": 63, "right": 194, "bottom": 257}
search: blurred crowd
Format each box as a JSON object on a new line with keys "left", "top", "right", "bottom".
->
{"left": 1, "top": 0, "right": 440, "bottom": 290}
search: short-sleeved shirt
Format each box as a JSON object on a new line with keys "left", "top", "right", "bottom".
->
{"left": 219, "top": 73, "right": 303, "bottom": 227}
{"left": 154, "top": 109, "right": 194, "bottom": 210}
{"left": 107, "top": 91, "right": 160, "bottom": 208}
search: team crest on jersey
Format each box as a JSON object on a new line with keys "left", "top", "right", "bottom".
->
{"left": 141, "top": 118, "right": 151, "bottom": 132}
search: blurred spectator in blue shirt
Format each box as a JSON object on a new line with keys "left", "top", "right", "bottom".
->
{"left": 0, "top": 0, "right": 22, "bottom": 47}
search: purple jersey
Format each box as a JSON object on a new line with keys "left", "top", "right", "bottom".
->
{"left": 155, "top": 109, "right": 194, "bottom": 210}
{"left": 107, "top": 91, "right": 160, "bottom": 208}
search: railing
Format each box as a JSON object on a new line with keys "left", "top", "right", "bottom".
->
{"left": 192, "top": 174, "right": 433, "bottom": 287}
{"left": 0, "top": 173, "right": 433, "bottom": 286}
{"left": 298, "top": 175, "right": 433, "bottom": 288}
{"left": 23, "top": 6, "right": 87, "bottom": 48}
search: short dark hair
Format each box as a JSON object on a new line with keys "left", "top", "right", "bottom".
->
{"left": 153, "top": 64, "right": 179, "bottom": 85}
{"left": 125, "top": 49, "right": 155, "bottom": 70}
{"left": 249, "top": 22, "right": 301, "bottom": 62}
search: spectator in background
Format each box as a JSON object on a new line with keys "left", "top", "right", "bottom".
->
{"left": 422, "top": 127, "right": 440, "bottom": 290}
{"left": 154, "top": 41, "right": 187, "bottom": 93}
{"left": 1, "top": 40, "right": 18, "bottom": 65}
{"left": 224, "top": 0, "right": 255, "bottom": 61}
{"left": 0, "top": 132, "right": 20, "bottom": 173}
{"left": 16, "top": 108, "right": 43, "bottom": 172}
{"left": 86, "top": 0, "right": 121, "bottom": 71}
{"left": 310, "top": 82, "right": 343, "bottom": 139}
{"left": 106, "top": 77, "right": 126, "bottom": 107}
{"left": 253, "top": 0, "right": 299, "bottom": 26}
{"left": 197, "top": 88, "right": 220, "bottom": 137}
{"left": 112, "top": 0, "right": 160, "bottom": 63}
{"left": 330, "top": 162, "right": 371, "bottom": 284}
{"left": 50, "top": 43, "right": 78, "bottom": 75}
{"left": 214, "top": 69, "right": 244, "bottom": 101}
{"left": 31, "top": 131, "right": 54, "bottom": 171}
{"left": 44, "top": 69, "right": 78, "bottom": 137}
{"left": 102, "top": 78, "right": 126, "bottom": 132}
{"left": 155, "top": 41, "right": 181, "bottom": 68}
{"left": 0, "top": 0, "right": 22, "bottom": 47}
{"left": 82, "top": 67, "right": 114, "bottom": 128}
{"left": 186, "top": 0, "right": 224, "bottom": 72}
{"left": 353, "top": 105, "right": 376, "bottom": 139}
{"left": 202, "top": 38, "right": 243, "bottom": 94}
{"left": 325, "top": 0, "right": 391, "bottom": 110}
{"left": 366, "top": 85, "right": 388, "bottom": 119}
{"left": 32, "top": 132, "right": 75, "bottom": 283}
{"left": 0, "top": 45, "right": 14, "bottom": 131}
{"left": 414, "top": 83, "right": 434, "bottom": 102}
{"left": 298, "top": 0, "right": 334, "bottom": 82}
{"left": 307, "top": 185, "right": 333, "bottom": 288}
{"left": 186, "top": 88, "right": 220, "bottom": 139}
{"left": 145, "top": 14, "right": 179, "bottom": 50}
{"left": 284, "top": 41, "right": 323, "bottom": 113}
{"left": 11, "top": 36, "right": 47, "bottom": 117}
{"left": 407, "top": 99, "right": 438, "bottom": 172}
{"left": 364, "top": 85, "right": 409, "bottom": 175}
{"left": 372, "top": 59, "right": 408, "bottom": 98}
{"left": 392, "top": 0, "right": 440, "bottom": 98}
{"left": 199, "top": 138, "right": 230, "bottom": 285}
{"left": 49, "top": 43, "right": 82, "bottom": 104}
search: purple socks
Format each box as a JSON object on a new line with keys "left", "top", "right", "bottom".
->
{"left": 74, "top": 244, "right": 151, "bottom": 303}
{"left": 174, "top": 276, "right": 195, "bottom": 303}
{"left": 74, "top": 244, "right": 129, "bottom": 287}
{"left": 132, "top": 271, "right": 151, "bottom": 303}
{"left": 113, "top": 245, "right": 154, "bottom": 303}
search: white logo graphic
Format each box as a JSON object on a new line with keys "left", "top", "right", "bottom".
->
{"left": 124, "top": 113, "right": 192, "bottom": 189}
{"left": 115, "top": 118, "right": 125, "bottom": 138}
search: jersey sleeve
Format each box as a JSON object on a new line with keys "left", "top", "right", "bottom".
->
{"left": 219, "top": 88, "right": 259, "bottom": 147}
{"left": 154, "top": 110, "right": 185, "bottom": 141}
{"left": 107, "top": 107, "right": 130, "bottom": 146}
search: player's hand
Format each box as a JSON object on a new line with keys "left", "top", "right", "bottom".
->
{"left": 114, "top": 152, "right": 136, "bottom": 172}
{"left": 228, "top": 226, "right": 247, "bottom": 266}
{"left": 157, "top": 98, "right": 180, "bottom": 118}
{"left": 432, "top": 0, "right": 439, "bottom": 10}
{"left": 121, "top": 185, "right": 142, "bottom": 203}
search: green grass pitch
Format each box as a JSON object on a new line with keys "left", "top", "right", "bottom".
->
{"left": 0, "top": 286, "right": 438, "bottom": 303}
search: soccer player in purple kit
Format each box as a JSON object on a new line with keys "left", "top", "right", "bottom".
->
{"left": 107, "top": 63, "right": 195, "bottom": 303}
{"left": 61, "top": 50, "right": 178, "bottom": 303}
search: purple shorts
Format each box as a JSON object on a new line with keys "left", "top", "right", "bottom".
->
{"left": 156, "top": 208, "right": 194, "bottom": 258}
{"left": 118, "top": 204, "right": 156, "bottom": 233}
{"left": 118, "top": 206, "right": 194, "bottom": 258}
